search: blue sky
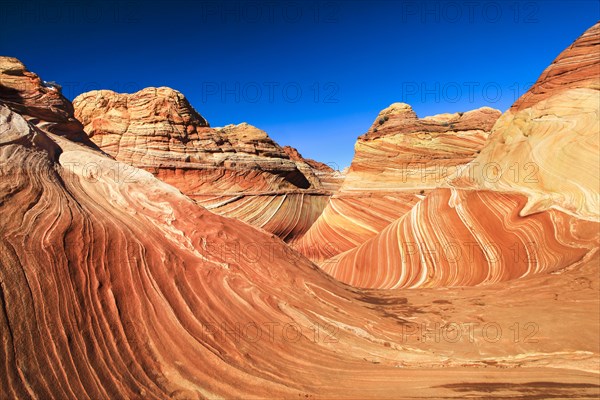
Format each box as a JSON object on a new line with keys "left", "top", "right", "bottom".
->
{"left": 1, "top": 1, "right": 598, "bottom": 168}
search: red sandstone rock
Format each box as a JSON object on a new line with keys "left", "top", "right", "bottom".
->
{"left": 0, "top": 57, "right": 90, "bottom": 143}
{"left": 320, "top": 22, "right": 600, "bottom": 290}
{"left": 1, "top": 92, "right": 598, "bottom": 398}
{"left": 73, "top": 88, "right": 332, "bottom": 241}
{"left": 293, "top": 104, "right": 500, "bottom": 261}
{"left": 1, "top": 22, "right": 599, "bottom": 398}
{"left": 283, "top": 145, "right": 345, "bottom": 191}
{"left": 511, "top": 22, "right": 600, "bottom": 112}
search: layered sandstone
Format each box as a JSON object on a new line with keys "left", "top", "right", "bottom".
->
{"left": 283, "top": 145, "right": 346, "bottom": 191}
{"left": 0, "top": 57, "right": 91, "bottom": 143}
{"left": 73, "top": 89, "right": 312, "bottom": 191}
{"left": 293, "top": 104, "right": 501, "bottom": 261}
{"left": 73, "top": 88, "right": 331, "bottom": 240}
{"left": 321, "top": 23, "right": 600, "bottom": 289}
{"left": 1, "top": 56, "right": 599, "bottom": 399}
{"left": 459, "top": 22, "right": 600, "bottom": 221}
{"left": 510, "top": 22, "right": 600, "bottom": 112}
{"left": 323, "top": 188, "right": 598, "bottom": 288}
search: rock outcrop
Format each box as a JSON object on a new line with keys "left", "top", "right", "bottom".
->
{"left": 283, "top": 145, "right": 346, "bottom": 191}
{"left": 320, "top": 22, "right": 600, "bottom": 289}
{"left": 0, "top": 57, "right": 91, "bottom": 143}
{"left": 293, "top": 104, "right": 501, "bottom": 261}
{"left": 510, "top": 22, "right": 600, "bottom": 112}
{"left": 73, "top": 89, "right": 312, "bottom": 191}
{"left": 323, "top": 188, "right": 598, "bottom": 288}
{"left": 73, "top": 88, "right": 332, "bottom": 241}
{"left": 461, "top": 22, "right": 600, "bottom": 221}
{"left": 1, "top": 25, "right": 600, "bottom": 398}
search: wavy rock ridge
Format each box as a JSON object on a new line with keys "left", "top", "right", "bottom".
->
{"left": 293, "top": 104, "right": 500, "bottom": 261}
{"left": 320, "top": 22, "right": 600, "bottom": 289}
{"left": 1, "top": 22, "right": 600, "bottom": 399}
{"left": 464, "top": 22, "right": 600, "bottom": 221}
{"left": 2, "top": 73, "right": 599, "bottom": 398}
{"left": 324, "top": 188, "right": 597, "bottom": 288}
{"left": 73, "top": 89, "right": 336, "bottom": 241}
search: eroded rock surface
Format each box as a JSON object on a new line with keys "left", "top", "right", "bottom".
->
{"left": 0, "top": 23, "right": 599, "bottom": 399}
{"left": 73, "top": 88, "right": 333, "bottom": 241}
{"left": 319, "top": 23, "right": 600, "bottom": 289}
{"left": 293, "top": 104, "right": 500, "bottom": 261}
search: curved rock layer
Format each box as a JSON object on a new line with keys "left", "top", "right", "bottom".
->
{"left": 463, "top": 87, "right": 600, "bottom": 220}
{"left": 456, "top": 22, "right": 600, "bottom": 220}
{"left": 0, "top": 57, "right": 91, "bottom": 144}
{"left": 73, "top": 89, "right": 336, "bottom": 240}
{"left": 195, "top": 192, "right": 330, "bottom": 242}
{"left": 324, "top": 188, "right": 598, "bottom": 289}
{"left": 294, "top": 105, "right": 500, "bottom": 261}
{"left": 321, "top": 22, "right": 600, "bottom": 289}
{"left": 283, "top": 145, "right": 346, "bottom": 192}
{"left": 2, "top": 79, "right": 600, "bottom": 399}
{"left": 511, "top": 22, "right": 600, "bottom": 112}
{"left": 293, "top": 192, "right": 419, "bottom": 261}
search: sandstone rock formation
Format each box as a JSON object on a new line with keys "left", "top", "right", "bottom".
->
{"left": 462, "top": 22, "right": 600, "bottom": 221}
{"left": 73, "top": 88, "right": 310, "bottom": 192}
{"left": 2, "top": 54, "right": 600, "bottom": 398}
{"left": 510, "top": 22, "right": 600, "bottom": 112}
{"left": 73, "top": 88, "right": 333, "bottom": 241}
{"left": 0, "top": 57, "right": 91, "bottom": 144}
{"left": 0, "top": 26, "right": 600, "bottom": 399}
{"left": 293, "top": 104, "right": 500, "bottom": 261}
{"left": 320, "top": 22, "right": 600, "bottom": 290}
{"left": 283, "top": 145, "right": 346, "bottom": 191}
{"left": 323, "top": 188, "right": 598, "bottom": 288}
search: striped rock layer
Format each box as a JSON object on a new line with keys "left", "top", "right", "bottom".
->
{"left": 293, "top": 105, "right": 501, "bottom": 261}
{"left": 282, "top": 145, "right": 346, "bottom": 192}
{"left": 460, "top": 22, "right": 600, "bottom": 221}
{"left": 1, "top": 57, "right": 599, "bottom": 399}
{"left": 323, "top": 188, "right": 598, "bottom": 288}
{"left": 321, "top": 22, "right": 600, "bottom": 289}
{"left": 73, "top": 89, "right": 338, "bottom": 241}
{"left": 0, "top": 57, "right": 92, "bottom": 144}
